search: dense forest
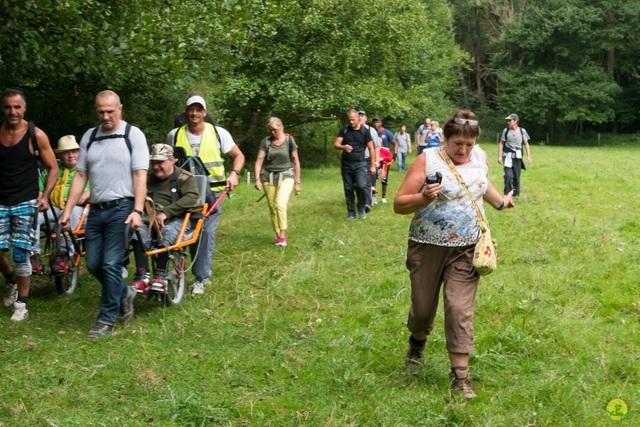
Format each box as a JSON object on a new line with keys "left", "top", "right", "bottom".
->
{"left": 2, "top": 0, "right": 639, "bottom": 156}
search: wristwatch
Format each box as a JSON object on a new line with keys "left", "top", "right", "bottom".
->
{"left": 132, "top": 209, "right": 143, "bottom": 216}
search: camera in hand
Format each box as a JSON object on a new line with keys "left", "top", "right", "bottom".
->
{"left": 426, "top": 172, "right": 442, "bottom": 185}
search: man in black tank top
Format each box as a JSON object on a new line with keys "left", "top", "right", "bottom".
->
{"left": 0, "top": 89, "right": 58, "bottom": 321}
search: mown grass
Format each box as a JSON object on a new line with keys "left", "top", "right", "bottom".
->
{"left": 1, "top": 143, "right": 639, "bottom": 426}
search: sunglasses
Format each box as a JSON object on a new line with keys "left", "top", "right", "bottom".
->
{"left": 453, "top": 118, "right": 479, "bottom": 126}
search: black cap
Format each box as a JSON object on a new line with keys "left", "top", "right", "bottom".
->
{"left": 373, "top": 116, "right": 381, "bottom": 122}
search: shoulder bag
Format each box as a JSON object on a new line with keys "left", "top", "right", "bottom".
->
{"left": 438, "top": 147, "right": 496, "bottom": 275}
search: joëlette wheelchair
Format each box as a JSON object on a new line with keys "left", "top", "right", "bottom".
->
{"left": 36, "top": 205, "right": 89, "bottom": 295}
{"left": 124, "top": 174, "right": 227, "bottom": 306}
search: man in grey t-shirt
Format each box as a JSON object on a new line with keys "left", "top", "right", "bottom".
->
{"left": 60, "top": 90, "right": 149, "bottom": 338}
{"left": 498, "top": 113, "right": 532, "bottom": 196}
{"left": 415, "top": 117, "right": 431, "bottom": 155}
{"left": 394, "top": 125, "right": 412, "bottom": 172}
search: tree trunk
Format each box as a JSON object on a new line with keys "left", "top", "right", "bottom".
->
{"left": 474, "top": 8, "right": 486, "bottom": 107}
{"left": 606, "top": 12, "right": 615, "bottom": 76}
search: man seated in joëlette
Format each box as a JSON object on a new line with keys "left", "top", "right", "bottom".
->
{"left": 129, "top": 143, "right": 201, "bottom": 293}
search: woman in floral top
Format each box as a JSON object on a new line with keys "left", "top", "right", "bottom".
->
{"left": 394, "top": 110, "right": 514, "bottom": 399}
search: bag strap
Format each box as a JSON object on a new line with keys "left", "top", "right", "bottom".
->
{"left": 438, "top": 147, "right": 488, "bottom": 232}
{"left": 87, "top": 123, "right": 132, "bottom": 153}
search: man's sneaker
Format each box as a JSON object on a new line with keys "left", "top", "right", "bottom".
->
{"left": 405, "top": 339, "right": 425, "bottom": 372}
{"left": 31, "top": 254, "right": 44, "bottom": 275}
{"left": 191, "top": 278, "right": 209, "bottom": 295}
{"left": 2, "top": 282, "right": 18, "bottom": 308}
{"left": 10, "top": 301, "right": 28, "bottom": 321}
{"left": 275, "top": 237, "right": 287, "bottom": 247}
{"left": 450, "top": 367, "right": 477, "bottom": 399}
{"left": 50, "top": 253, "right": 69, "bottom": 276}
{"left": 359, "top": 212, "right": 366, "bottom": 220}
{"left": 87, "top": 322, "right": 113, "bottom": 338}
{"left": 346, "top": 215, "right": 356, "bottom": 220}
{"left": 149, "top": 270, "right": 168, "bottom": 293}
{"left": 119, "top": 286, "right": 136, "bottom": 324}
{"left": 381, "top": 197, "right": 388, "bottom": 204}
{"left": 372, "top": 196, "right": 378, "bottom": 205}
{"left": 131, "top": 268, "right": 150, "bottom": 294}
{"left": 191, "top": 280, "right": 205, "bottom": 295}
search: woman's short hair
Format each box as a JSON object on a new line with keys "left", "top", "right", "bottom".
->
{"left": 443, "top": 110, "right": 481, "bottom": 140}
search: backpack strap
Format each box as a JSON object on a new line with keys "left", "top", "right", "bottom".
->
{"left": 266, "top": 134, "right": 295, "bottom": 161}
{"left": 88, "top": 126, "right": 100, "bottom": 150}
{"left": 173, "top": 126, "right": 183, "bottom": 147}
{"left": 288, "top": 135, "right": 294, "bottom": 158}
{"left": 502, "top": 127, "right": 525, "bottom": 151}
{"left": 87, "top": 123, "right": 132, "bottom": 153}
{"left": 28, "top": 121, "right": 39, "bottom": 160}
{"left": 124, "top": 123, "right": 132, "bottom": 153}
{"left": 27, "top": 121, "right": 43, "bottom": 174}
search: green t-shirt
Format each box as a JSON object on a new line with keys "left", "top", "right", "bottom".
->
{"left": 259, "top": 136, "right": 298, "bottom": 180}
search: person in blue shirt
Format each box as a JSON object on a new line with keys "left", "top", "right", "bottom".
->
{"left": 425, "top": 121, "right": 444, "bottom": 148}
{"left": 372, "top": 117, "right": 396, "bottom": 203}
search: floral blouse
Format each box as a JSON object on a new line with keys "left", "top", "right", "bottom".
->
{"left": 408, "top": 145, "right": 488, "bottom": 247}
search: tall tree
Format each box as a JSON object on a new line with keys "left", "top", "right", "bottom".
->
{"left": 209, "top": 0, "right": 465, "bottom": 146}
{"left": 452, "top": 0, "right": 640, "bottom": 139}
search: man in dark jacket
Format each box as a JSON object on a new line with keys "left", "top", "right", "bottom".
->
{"left": 130, "top": 144, "right": 200, "bottom": 294}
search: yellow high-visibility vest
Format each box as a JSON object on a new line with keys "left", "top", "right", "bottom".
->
{"left": 174, "top": 124, "right": 226, "bottom": 191}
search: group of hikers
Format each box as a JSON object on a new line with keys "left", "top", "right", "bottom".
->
{"left": 2, "top": 88, "right": 533, "bottom": 399}
{"left": 0, "top": 88, "right": 308, "bottom": 336}
{"left": 334, "top": 110, "right": 532, "bottom": 221}
{"left": 0, "top": 89, "right": 246, "bottom": 339}
{"left": 334, "top": 107, "right": 531, "bottom": 398}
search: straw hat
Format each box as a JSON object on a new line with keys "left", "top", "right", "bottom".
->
{"left": 55, "top": 135, "right": 80, "bottom": 153}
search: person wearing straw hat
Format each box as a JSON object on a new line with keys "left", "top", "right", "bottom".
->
{"left": 31, "top": 135, "right": 91, "bottom": 276}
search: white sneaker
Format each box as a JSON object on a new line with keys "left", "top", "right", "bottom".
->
{"left": 381, "top": 197, "right": 388, "bottom": 204}
{"left": 372, "top": 196, "right": 378, "bottom": 205}
{"left": 10, "top": 301, "right": 28, "bottom": 321}
{"left": 191, "top": 281, "right": 204, "bottom": 295}
{"left": 2, "top": 282, "right": 17, "bottom": 308}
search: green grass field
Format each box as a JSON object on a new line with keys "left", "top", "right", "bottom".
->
{"left": 1, "top": 143, "right": 639, "bottom": 426}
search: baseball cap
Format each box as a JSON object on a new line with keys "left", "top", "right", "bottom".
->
{"left": 149, "top": 143, "right": 174, "bottom": 161}
{"left": 372, "top": 116, "right": 381, "bottom": 122}
{"left": 186, "top": 95, "right": 207, "bottom": 109}
{"left": 505, "top": 113, "right": 519, "bottom": 121}
{"left": 357, "top": 110, "right": 367, "bottom": 116}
